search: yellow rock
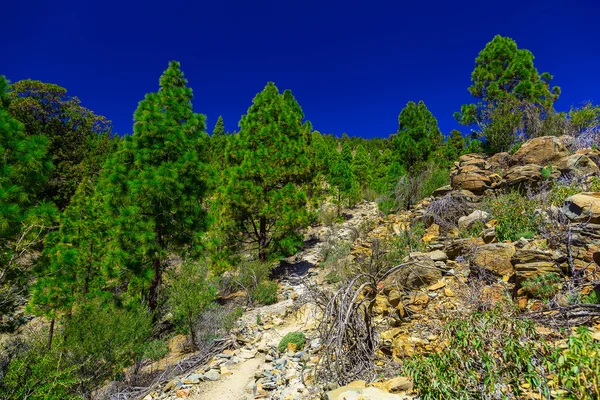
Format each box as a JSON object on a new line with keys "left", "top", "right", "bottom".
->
{"left": 287, "top": 342, "right": 297, "bottom": 352}
{"left": 443, "top": 288, "right": 454, "bottom": 297}
{"left": 428, "top": 281, "right": 446, "bottom": 291}
{"left": 220, "top": 366, "right": 233, "bottom": 375}
{"left": 384, "top": 376, "right": 413, "bottom": 392}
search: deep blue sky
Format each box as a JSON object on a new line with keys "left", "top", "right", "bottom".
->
{"left": 2, "top": 0, "right": 599, "bottom": 138}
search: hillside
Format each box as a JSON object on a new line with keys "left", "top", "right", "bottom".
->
{"left": 1, "top": 34, "right": 600, "bottom": 400}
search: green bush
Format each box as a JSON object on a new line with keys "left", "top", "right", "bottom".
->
{"left": 582, "top": 286, "right": 600, "bottom": 304}
{"left": 509, "top": 141, "right": 523, "bottom": 154}
{"left": 485, "top": 191, "right": 540, "bottom": 241}
{"left": 521, "top": 273, "right": 561, "bottom": 299}
{"left": 252, "top": 280, "right": 278, "bottom": 305}
{"left": 143, "top": 339, "right": 169, "bottom": 362}
{"left": 403, "top": 309, "right": 600, "bottom": 399}
{"left": 421, "top": 165, "right": 450, "bottom": 199}
{"left": 547, "top": 181, "right": 581, "bottom": 206}
{"left": 278, "top": 331, "right": 306, "bottom": 352}
{"left": 325, "top": 270, "right": 341, "bottom": 284}
{"left": 540, "top": 163, "right": 553, "bottom": 180}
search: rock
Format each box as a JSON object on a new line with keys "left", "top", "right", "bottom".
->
{"left": 458, "top": 210, "right": 490, "bottom": 230}
{"left": 203, "top": 370, "right": 221, "bottom": 381}
{"left": 564, "top": 192, "right": 600, "bottom": 224}
{"left": 176, "top": 388, "right": 190, "bottom": 398}
{"left": 387, "top": 289, "right": 402, "bottom": 308}
{"left": 432, "top": 184, "right": 453, "bottom": 197}
{"left": 482, "top": 227, "right": 496, "bottom": 243}
{"left": 382, "top": 254, "right": 442, "bottom": 290}
{"left": 473, "top": 243, "right": 516, "bottom": 276}
{"left": 444, "top": 287, "right": 454, "bottom": 297}
{"left": 556, "top": 154, "right": 600, "bottom": 176}
{"left": 427, "top": 250, "right": 448, "bottom": 262}
{"left": 513, "top": 136, "right": 569, "bottom": 165}
{"left": 220, "top": 366, "right": 232, "bottom": 375}
{"left": 444, "top": 237, "right": 484, "bottom": 259}
{"left": 512, "top": 249, "right": 562, "bottom": 285}
{"left": 327, "top": 386, "right": 406, "bottom": 400}
{"left": 373, "top": 294, "right": 392, "bottom": 315}
{"left": 488, "top": 151, "right": 511, "bottom": 170}
{"left": 422, "top": 223, "right": 440, "bottom": 242}
{"left": 384, "top": 376, "right": 413, "bottom": 392}
{"left": 452, "top": 171, "right": 493, "bottom": 194}
{"left": 428, "top": 280, "right": 446, "bottom": 291}
{"left": 183, "top": 373, "right": 202, "bottom": 384}
{"left": 505, "top": 164, "right": 543, "bottom": 187}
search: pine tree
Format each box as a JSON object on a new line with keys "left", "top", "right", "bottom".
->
{"left": 394, "top": 100, "right": 442, "bottom": 169}
{"left": 328, "top": 151, "right": 356, "bottom": 216}
{"left": 99, "top": 61, "right": 209, "bottom": 311}
{"left": 219, "top": 82, "right": 311, "bottom": 262}
{"left": 212, "top": 115, "right": 225, "bottom": 136}
{"left": 351, "top": 144, "right": 372, "bottom": 189}
{"left": 0, "top": 75, "right": 57, "bottom": 332}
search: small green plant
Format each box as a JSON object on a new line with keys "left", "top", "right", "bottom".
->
{"left": 252, "top": 280, "right": 278, "bottom": 305}
{"left": 256, "top": 313, "right": 262, "bottom": 325}
{"left": 509, "top": 141, "right": 523, "bottom": 154}
{"left": 460, "top": 220, "right": 485, "bottom": 239}
{"left": 582, "top": 287, "right": 600, "bottom": 304}
{"left": 547, "top": 181, "right": 580, "bottom": 206}
{"left": 590, "top": 176, "right": 600, "bottom": 191}
{"left": 222, "top": 306, "right": 243, "bottom": 331}
{"left": 485, "top": 191, "right": 540, "bottom": 241}
{"left": 278, "top": 331, "right": 306, "bottom": 352}
{"left": 540, "top": 162, "right": 553, "bottom": 180}
{"left": 521, "top": 273, "right": 562, "bottom": 299}
{"left": 325, "top": 270, "right": 341, "bottom": 284}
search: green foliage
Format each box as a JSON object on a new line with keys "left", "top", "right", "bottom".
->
{"left": 540, "top": 163, "right": 553, "bottom": 180}
{"left": 509, "top": 142, "right": 523, "bottom": 154}
{"left": 0, "top": 75, "right": 57, "bottom": 332}
{"left": 143, "top": 338, "right": 169, "bottom": 362}
{"left": 547, "top": 180, "right": 581, "bottom": 206}
{"left": 278, "top": 331, "right": 306, "bottom": 352}
{"left": 582, "top": 287, "right": 600, "bottom": 304}
{"left": 455, "top": 35, "right": 560, "bottom": 153}
{"left": 99, "top": 61, "right": 210, "bottom": 311}
{"left": 7, "top": 79, "right": 114, "bottom": 210}
{"left": 324, "top": 270, "right": 341, "bottom": 284}
{"left": 547, "top": 326, "right": 600, "bottom": 399}
{"left": 0, "top": 336, "right": 80, "bottom": 400}
{"left": 485, "top": 191, "right": 540, "bottom": 241}
{"left": 521, "top": 273, "right": 561, "bottom": 299}
{"left": 218, "top": 82, "right": 310, "bottom": 262}
{"left": 402, "top": 309, "right": 600, "bottom": 400}
{"left": 168, "top": 260, "right": 217, "bottom": 346}
{"left": 252, "top": 280, "right": 278, "bottom": 305}
{"left": 394, "top": 100, "right": 443, "bottom": 168}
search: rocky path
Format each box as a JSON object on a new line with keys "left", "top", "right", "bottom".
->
{"left": 150, "top": 202, "right": 381, "bottom": 400}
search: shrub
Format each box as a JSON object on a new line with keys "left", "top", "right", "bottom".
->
{"left": 546, "top": 180, "right": 581, "bottom": 206}
{"left": 252, "top": 280, "right": 278, "bottom": 305}
{"left": 521, "top": 273, "right": 561, "bottom": 299}
{"left": 509, "top": 141, "right": 523, "bottom": 154}
{"left": 424, "top": 193, "right": 473, "bottom": 231}
{"left": 485, "top": 191, "right": 540, "bottom": 241}
{"left": 394, "top": 164, "right": 449, "bottom": 211}
{"left": 168, "top": 260, "right": 217, "bottom": 347}
{"left": 278, "top": 331, "right": 306, "bottom": 352}
{"left": 325, "top": 270, "right": 341, "bottom": 284}
{"left": 540, "top": 163, "right": 553, "bottom": 180}
{"left": 318, "top": 205, "right": 338, "bottom": 227}
{"left": 143, "top": 339, "right": 169, "bottom": 362}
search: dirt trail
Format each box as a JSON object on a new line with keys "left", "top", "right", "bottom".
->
{"left": 188, "top": 202, "right": 380, "bottom": 399}
{"left": 190, "top": 320, "right": 304, "bottom": 400}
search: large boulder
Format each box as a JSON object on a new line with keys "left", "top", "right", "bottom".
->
{"left": 450, "top": 154, "right": 502, "bottom": 194}
{"left": 555, "top": 154, "right": 600, "bottom": 176}
{"left": 513, "top": 136, "right": 570, "bottom": 166}
{"left": 473, "top": 243, "right": 516, "bottom": 276}
{"left": 382, "top": 253, "right": 442, "bottom": 290}
{"left": 563, "top": 192, "right": 600, "bottom": 224}
{"left": 511, "top": 249, "right": 562, "bottom": 285}
{"left": 505, "top": 164, "right": 543, "bottom": 187}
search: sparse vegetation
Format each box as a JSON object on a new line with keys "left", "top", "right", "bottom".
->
{"left": 278, "top": 332, "right": 306, "bottom": 352}
{"left": 485, "top": 191, "right": 541, "bottom": 241}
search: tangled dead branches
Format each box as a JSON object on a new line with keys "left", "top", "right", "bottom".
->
{"left": 305, "top": 261, "right": 415, "bottom": 385}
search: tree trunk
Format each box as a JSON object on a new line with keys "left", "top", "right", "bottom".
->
{"left": 148, "top": 226, "right": 163, "bottom": 312}
{"left": 47, "top": 318, "right": 55, "bottom": 350}
{"left": 258, "top": 216, "right": 267, "bottom": 262}
{"left": 188, "top": 311, "right": 197, "bottom": 350}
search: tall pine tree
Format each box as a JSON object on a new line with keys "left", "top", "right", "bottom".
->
{"left": 219, "top": 82, "right": 310, "bottom": 262}
{"left": 0, "top": 75, "right": 56, "bottom": 332}
{"left": 99, "top": 61, "right": 209, "bottom": 311}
